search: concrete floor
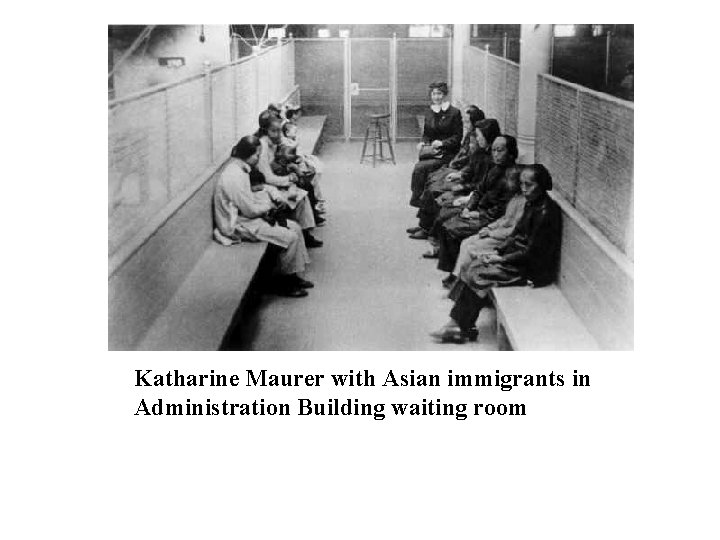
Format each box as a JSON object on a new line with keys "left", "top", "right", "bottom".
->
{"left": 242, "top": 141, "right": 498, "bottom": 351}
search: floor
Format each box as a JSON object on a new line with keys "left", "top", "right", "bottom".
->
{"left": 241, "top": 141, "right": 498, "bottom": 351}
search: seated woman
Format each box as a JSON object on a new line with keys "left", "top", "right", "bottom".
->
{"left": 422, "top": 105, "right": 485, "bottom": 191}
{"left": 409, "top": 81, "right": 463, "bottom": 208}
{"left": 410, "top": 118, "right": 500, "bottom": 240}
{"left": 271, "top": 143, "right": 325, "bottom": 226}
{"left": 255, "top": 110, "right": 323, "bottom": 248}
{"left": 432, "top": 134, "right": 518, "bottom": 273}
{"left": 431, "top": 164, "right": 561, "bottom": 343}
{"left": 213, "top": 136, "right": 313, "bottom": 298}
{"left": 443, "top": 165, "right": 525, "bottom": 289}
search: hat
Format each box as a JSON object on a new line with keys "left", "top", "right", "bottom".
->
{"left": 428, "top": 81, "right": 449, "bottom": 95}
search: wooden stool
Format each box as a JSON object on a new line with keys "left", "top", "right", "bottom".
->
{"left": 360, "top": 113, "right": 396, "bottom": 167}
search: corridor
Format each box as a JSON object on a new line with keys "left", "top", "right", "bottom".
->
{"left": 240, "top": 141, "right": 498, "bottom": 351}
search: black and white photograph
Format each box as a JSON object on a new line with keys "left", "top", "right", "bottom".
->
{"left": 8, "top": 6, "right": 720, "bottom": 540}
{"left": 108, "top": 24, "right": 634, "bottom": 350}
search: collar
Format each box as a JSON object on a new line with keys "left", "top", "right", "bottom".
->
{"left": 430, "top": 102, "right": 451, "bottom": 113}
{"left": 238, "top": 160, "right": 252, "bottom": 173}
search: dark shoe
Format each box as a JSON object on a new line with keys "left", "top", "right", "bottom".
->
{"left": 429, "top": 326, "right": 467, "bottom": 344}
{"left": 265, "top": 280, "right": 309, "bottom": 297}
{"left": 280, "top": 287, "right": 309, "bottom": 298}
{"left": 466, "top": 327, "right": 479, "bottom": 342}
{"left": 406, "top": 226, "right": 423, "bottom": 234}
{"left": 315, "top": 216, "right": 326, "bottom": 227}
{"left": 304, "top": 233, "right": 324, "bottom": 248}
{"left": 422, "top": 247, "right": 439, "bottom": 259}
{"left": 442, "top": 274, "right": 457, "bottom": 289}
{"left": 292, "top": 275, "right": 315, "bottom": 289}
{"left": 409, "top": 229, "right": 429, "bottom": 240}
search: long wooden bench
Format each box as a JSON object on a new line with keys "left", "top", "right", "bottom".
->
{"left": 296, "top": 115, "right": 327, "bottom": 154}
{"left": 138, "top": 118, "right": 327, "bottom": 350}
{"left": 488, "top": 191, "right": 633, "bottom": 351}
{"left": 491, "top": 285, "right": 599, "bottom": 351}
{"left": 109, "top": 112, "right": 327, "bottom": 351}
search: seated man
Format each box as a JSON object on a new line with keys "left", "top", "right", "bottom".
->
{"left": 213, "top": 136, "right": 313, "bottom": 298}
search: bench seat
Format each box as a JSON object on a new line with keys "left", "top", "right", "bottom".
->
{"left": 138, "top": 241, "right": 267, "bottom": 351}
{"left": 296, "top": 115, "right": 327, "bottom": 155}
{"left": 490, "top": 284, "right": 600, "bottom": 351}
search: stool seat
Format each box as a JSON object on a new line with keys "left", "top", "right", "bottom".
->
{"left": 360, "top": 113, "right": 396, "bottom": 167}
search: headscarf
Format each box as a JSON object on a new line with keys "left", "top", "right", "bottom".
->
{"left": 474, "top": 118, "right": 501, "bottom": 148}
{"left": 528, "top": 163, "right": 553, "bottom": 191}
{"left": 498, "top": 134, "right": 519, "bottom": 163}
{"left": 466, "top": 105, "right": 485, "bottom": 125}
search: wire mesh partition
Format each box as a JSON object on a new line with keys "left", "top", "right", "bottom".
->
{"left": 551, "top": 35, "right": 633, "bottom": 100}
{"left": 350, "top": 39, "right": 391, "bottom": 138}
{"left": 469, "top": 37, "right": 520, "bottom": 63}
{"left": 536, "top": 74, "right": 634, "bottom": 258}
{"left": 294, "top": 39, "right": 345, "bottom": 137}
{"left": 461, "top": 45, "right": 519, "bottom": 136}
{"left": 108, "top": 41, "right": 296, "bottom": 258}
{"left": 396, "top": 38, "right": 450, "bottom": 138}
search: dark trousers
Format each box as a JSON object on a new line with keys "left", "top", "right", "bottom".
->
{"left": 436, "top": 213, "right": 491, "bottom": 272}
{"left": 428, "top": 206, "right": 462, "bottom": 237}
{"left": 410, "top": 158, "right": 446, "bottom": 207}
{"left": 296, "top": 175, "right": 321, "bottom": 222}
{"left": 417, "top": 197, "right": 439, "bottom": 231}
{"left": 449, "top": 282, "right": 489, "bottom": 330}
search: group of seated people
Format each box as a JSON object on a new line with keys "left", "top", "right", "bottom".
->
{"left": 213, "top": 102, "right": 327, "bottom": 298}
{"left": 409, "top": 81, "right": 561, "bottom": 344}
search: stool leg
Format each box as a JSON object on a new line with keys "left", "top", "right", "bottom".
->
{"left": 372, "top": 121, "right": 377, "bottom": 167}
{"left": 378, "top": 122, "right": 384, "bottom": 161}
{"left": 360, "top": 124, "right": 370, "bottom": 163}
{"left": 384, "top": 122, "right": 396, "bottom": 164}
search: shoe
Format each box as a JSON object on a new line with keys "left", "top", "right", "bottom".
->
{"left": 279, "top": 287, "right": 309, "bottom": 298}
{"left": 409, "top": 229, "right": 429, "bottom": 240}
{"left": 264, "top": 281, "right": 309, "bottom": 298}
{"left": 429, "top": 326, "right": 466, "bottom": 343}
{"left": 304, "top": 234, "right": 324, "bottom": 248}
{"left": 466, "top": 327, "right": 479, "bottom": 342}
{"left": 406, "top": 226, "right": 423, "bottom": 234}
{"left": 293, "top": 275, "right": 315, "bottom": 289}
{"left": 422, "top": 247, "right": 439, "bottom": 259}
{"left": 442, "top": 274, "right": 457, "bottom": 289}
{"left": 429, "top": 326, "right": 478, "bottom": 343}
{"left": 314, "top": 216, "right": 326, "bottom": 227}
{"left": 315, "top": 202, "right": 327, "bottom": 214}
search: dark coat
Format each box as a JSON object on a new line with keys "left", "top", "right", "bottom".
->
{"left": 422, "top": 105, "right": 463, "bottom": 157}
{"left": 496, "top": 193, "right": 562, "bottom": 287}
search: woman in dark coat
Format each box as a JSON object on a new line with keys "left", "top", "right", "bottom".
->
{"left": 433, "top": 134, "right": 518, "bottom": 272}
{"left": 409, "top": 81, "right": 463, "bottom": 208}
{"left": 410, "top": 118, "right": 500, "bottom": 240}
{"left": 430, "top": 164, "right": 561, "bottom": 343}
{"left": 422, "top": 105, "right": 485, "bottom": 191}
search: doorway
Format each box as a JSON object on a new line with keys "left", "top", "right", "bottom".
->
{"left": 294, "top": 37, "right": 451, "bottom": 141}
